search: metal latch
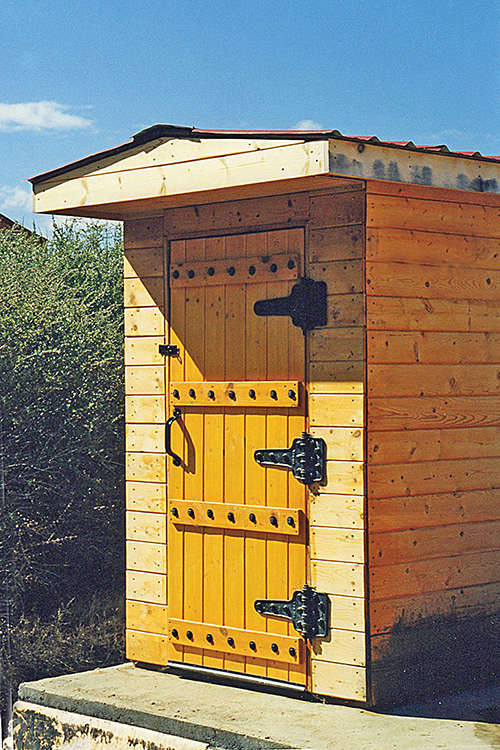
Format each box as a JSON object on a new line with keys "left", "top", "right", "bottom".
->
{"left": 255, "top": 584, "right": 330, "bottom": 642}
{"left": 159, "top": 344, "right": 180, "bottom": 357}
{"left": 254, "top": 432, "right": 326, "bottom": 487}
{"left": 254, "top": 277, "right": 327, "bottom": 333}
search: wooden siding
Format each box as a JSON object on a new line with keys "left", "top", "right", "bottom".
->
{"left": 307, "top": 188, "right": 367, "bottom": 702}
{"left": 124, "top": 216, "right": 168, "bottom": 664}
{"left": 366, "top": 180, "right": 500, "bottom": 704}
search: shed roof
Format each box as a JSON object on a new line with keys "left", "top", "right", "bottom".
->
{"left": 29, "top": 124, "right": 500, "bottom": 186}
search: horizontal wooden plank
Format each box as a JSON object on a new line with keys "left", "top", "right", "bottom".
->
{"left": 366, "top": 179, "right": 500, "bottom": 206}
{"left": 124, "top": 217, "right": 164, "bottom": 249}
{"left": 169, "top": 380, "right": 300, "bottom": 407}
{"left": 311, "top": 560, "right": 365, "bottom": 598}
{"left": 126, "top": 570, "right": 167, "bottom": 604}
{"left": 369, "top": 364, "right": 500, "bottom": 397}
{"left": 368, "top": 395, "right": 500, "bottom": 431}
{"left": 326, "top": 294, "right": 364, "bottom": 328}
{"left": 309, "top": 260, "right": 363, "bottom": 294}
{"left": 367, "top": 194, "right": 500, "bottom": 238}
{"left": 126, "top": 541, "right": 167, "bottom": 573}
{"left": 125, "top": 396, "right": 166, "bottom": 424}
{"left": 369, "top": 456, "right": 500, "bottom": 499}
{"left": 370, "top": 549, "right": 500, "bottom": 601}
{"left": 171, "top": 252, "right": 299, "bottom": 287}
{"left": 367, "top": 261, "right": 500, "bottom": 301}
{"left": 168, "top": 500, "right": 302, "bottom": 535}
{"left": 369, "top": 330, "right": 500, "bottom": 366}
{"left": 369, "top": 489, "right": 500, "bottom": 533}
{"left": 368, "top": 426, "right": 500, "bottom": 465}
{"left": 310, "top": 327, "right": 364, "bottom": 363}
{"left": 126, "top": 452, "right": 166, "bottom": 483}
{"left": 310, "top": 394, "right": 364, "bottom": 427}
{"left": 370, "top": 519, "right": 500, "bottom": 567}
{"left": 310, "top": 527, "right": 365, "bottom": 562}
{"left": 312, "top": 628, "right": 366, "bottom": 666}
{"left": 367, "top": 227, "right": 500, "bottom": 269}
{"left": 309, "top": 225, "right": 364, "bottom": 263}
{"left": 124, "top": 277, "right": 164, "bottom": 308}
{"left": 367, "top": 296, "right": 500, "bottom": 333}
{"left": 311, "top": 661, "right": 366, "bottom": 701}
{"left": 309, "top": 360, "right": 365, "bottom": 394}
{"left": 367, "top": 296, "right": 470, "bottom": 332}
{"left": 126, "top": 481, "right": 166, "bottom": 513}
{"left": 169, "top": 618, "right": 303, "bottom": 665}
{"left": 126, "top": 511, "right": 166, "bottom": 543}
{"left": 321, "top": 461, "right": 364, "bottom": 496}
{"left": 126, "top": 629, "right": 168, "bottom": 665}
{"left": 125, "top": 337, "right": 164, "bottom": 366}
{"left": 126, "top": 366, "right": 165, "bottom": 396}
{"left": 124, "top": 247, "right": 163, "bottom": 278}
{"left": 328, "top": 595, "right": 366, "bottom": 632}
{"left": 310, "top": 494, "right": 364, "bottom": 530}
{"left": 370, "top": 581, "right": 500, "bottom": 634}
{"left": 126, "top": 424, "right": 164, "bottom": 454}
{"left": 311, "top": 427, "right": 364, "bottom": 462}
{"left": 309, "top": 191, "right": 365, "bottom": 228}
{"left": 165, "top": 191, "right": 310, "bottom": 235}
{"left": 125, "top": 307, "right": 165, "bottom": 337}
{"left": 126, "top": 601, "right": 168, "bottom": 635}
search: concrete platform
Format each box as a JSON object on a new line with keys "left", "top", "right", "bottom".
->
{"left": 14, "top": 663, "right": 500, "bottom": 749}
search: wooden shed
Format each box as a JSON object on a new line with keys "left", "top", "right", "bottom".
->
{"left": 30, "top": 125, "right": 500, "bottom": 706}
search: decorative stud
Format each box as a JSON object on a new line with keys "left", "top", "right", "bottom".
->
{"left": 270, "top": 516, "right": 278, "bottom": 527}
{"left": 228, "top": 390, "right": 236, "bottom": 400}
{"left": 172, "top": 270, "right": 180, "bottom": 279}
{"left": 227, "top": 512, "right": 235, "bottom": 523}
{"left": 208, "top": 390, "right": 215, "bottom": 400}
{"left": 173, "top": 389, "right": 180, "bottom": 399}
{"left": 172, "top": 628, "right": 179, "bottom": 638}
{"left": 171, "top": 507, "right": 179, "bottom": 517}
{"left": 271, "top": 642, "right": 279, "bottom": 653}
{"left": 270, "top": 390, "right": 278, "bottom": 400}
{"left": 208, "top": 267, "right": 215, "bottom": 276}
{"left": 207, "top": 509, "right": 214, "bottom": 520}
{"left": 189, "top": 388, "right": 196, "bottom": 398}
{"left": 249, "top": 641, "right": 257, "bottom": 651}
{"left": 248, "top": 389, "right": 256, "bottom": 399}
{"left": 249, "top": 513, "right": 257, "bottom": 524}
{"left": 186, "top": 630, "right": 194, "bottom": 641}
{"left": 289, "top": 647, "right": 296, "bottom": 658}
{"left": 206, "top": 633, "right": 214, "bottom": 644}
{"left": 188, "top": 270, "right": 195, "bottom": 279}
{"left": 228, "top": 266, "right": 236, "bottom": 276}
{"left": 270, "top": 263, "right": 278, "bottom": 273}
{"left": 188, "top": 508, "right": 195, "bottom": 519}
{"left": 249, "top": 265, "right": 256, "bottom": 275}
{"left": 288, "top": 390, "right": 296, "bottom": 400}
{"left": 287, "top": 517, "right": 295, "bottom": 527}
{"left": 287, "top": 259, "right": 295, "bottom": 270}
{"left": 227, "top": 637, "right": 235, "bottom": 647}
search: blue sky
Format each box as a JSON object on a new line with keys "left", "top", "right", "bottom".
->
{"left": 1, "top": 0, "right": 499, "bottom": 232}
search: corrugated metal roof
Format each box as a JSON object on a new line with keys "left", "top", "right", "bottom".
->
{"left": 29, "top": 124, "right": 500, "bottom": 185}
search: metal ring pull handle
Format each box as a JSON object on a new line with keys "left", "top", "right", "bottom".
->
{"left": 165, "top": 407, "right": 182, "bottom": 466}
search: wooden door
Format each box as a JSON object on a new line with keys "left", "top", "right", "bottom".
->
{"left": 166, "top": 227, "right": 308, "bottom": 685}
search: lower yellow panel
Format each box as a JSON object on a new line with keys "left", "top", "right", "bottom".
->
{"left": 126, "top": 629, "right": 168, "bottom": 665}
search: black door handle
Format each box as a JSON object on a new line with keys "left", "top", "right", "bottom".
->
{"left": 165, "top": 407, "right": 182, "bottom": 466}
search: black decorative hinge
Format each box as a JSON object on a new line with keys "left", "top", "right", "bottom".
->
{"left": 254, "top": 277, "right": 327, "bottom": 333}
{"left": 255, "top": 584, "right": 330, "bottom": 643}
{"left": 159, "top": 344, "right": 180, "bottom": 357}
{"left": 254, "top": 432, "right": 326, "bottom": 487}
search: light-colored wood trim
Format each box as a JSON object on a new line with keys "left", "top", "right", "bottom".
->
{"left": 34, "top": 140, "right": 329, "bottom": 214}
{"left": 311, "top": 660, "right": 367, "bottom": 702}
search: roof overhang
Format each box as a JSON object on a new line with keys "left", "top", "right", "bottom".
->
{"left": 29, "top": 126, "right": 500, "bottom": 220}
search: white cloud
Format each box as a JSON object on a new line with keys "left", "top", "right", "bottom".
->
{"left": 0, "top": 101, "right": 93, "bottom": 131}
{"left": 0, "top": 185, "right": 32, "bottom": 211}
{"left": 292, "top": 119, "right": 324, "bottom": 131}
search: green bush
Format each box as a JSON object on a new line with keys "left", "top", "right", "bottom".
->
{"left": 0, "top": 221, "right": 125, "bottom": 614}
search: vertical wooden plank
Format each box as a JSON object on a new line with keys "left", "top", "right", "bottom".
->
{"left": 223, "top": 233, "right": 247, "bottom": 674}
{"left": 167, "top": 238, "right": 186, "bottom": 662}
{"left": 286, "top": 227, "right": 308, "bottom": 685}
{"left": 266, "top": 229, "right": 293, "bottom": 682}
{"left": 182, "top": 237, "right": 206, "bottom": 665}
{"left": 203, "top": 235, "right": 225, "bottom": 669}
{"left": 244, "top": 230, "right": 269, "bottom": 677}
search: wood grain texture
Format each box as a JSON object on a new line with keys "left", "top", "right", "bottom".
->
{"left": 126, "top": 541, "right": 167, "bottom": 573}
{"left": 367, "top": 296, "right": 500, "bottom": 333}
{"left": 126, "top": 511, "right": 166, "bottom": 543}
{"left": 366, "top": 261, "right": 500, "bottom": 301}
{"left": 125, "top": 396, "right": 165, "bottom": 424}
{"left": 310, "top": 327, "right": 364, "bottom": 362}
{"left": 126, "top": 571, "right": 167, "bottom": 604}
{"left": 125, "top": 307, "right": 165, "bottom": 337}
{"left": 311, "top": 661, "right": 366, "bottom": 702}
{"left": 368, "top": 395, "right": 500, "bottom": 431}
{"left": 311, "top": 560, "right": 365, "bottom": 598}
{"left": 126, "top": 481, "right": 166, "bottom": 513}
{"left": 326, "top": 294, "right": 364, "bottom": 328}
{"left": 310, "top": 494, "right": 364, "bottom": 529}
{"left": 369, "top": 489, "right": 500, "bottom": 533}
{"left": 124, "top": 248, "right": 163, "bottom": 278}
{"left": 321, "top": 461, "right": 364, "bottom": 495}
{"left": 310, "top": 527, "right": 364, "bottom": 562}
{"left": 309, "top": 191, "right": 365, "bottom": 228}
{"left": 309, "top": 225, "right": 363, "bottom": 262}
{"left": 309, "top": 260, "right": 363, "bottom": 294}
{"left": 367, "top": 179, "right": 500, "bottom": 206}
{"left": 369, "top": 364, "right": 500, "bottom": 397}
{"left": 369, "top": 426, "right": 500, "bottom": 465}
{"left": 308, "top": 361, "right": 364, "bottom": 393}
{"left": 310, "top": 394, "right": 364, "bottom": 427}
{"left": 126, "top": 630, "right": 168, "bottom": 665}
{"left": 125, "top": 366, "right": 165, "bottom": 395}
{"left": 370, "top": 581, "right": 500, "bottom": 634}
{"left": 126, "top": 601, "right": 168, "bottom": 635}
{"left": 369, "top": 331, "right": 500, "bottom": 364}
{"left": 312, "top": 628, "right": 366, "bottom": 666}
{"left": 370, "top": 550, "right": 500, "bottom": 601}
{"left": 369, "top": 456, "right": 500, "bottom": 498}
{"left": 125, "top": 337, "right": 164, "bottom": 366}
{"left": 126, "top": 452, "right": 166, "bottom": 483}
{"left": 370, "top": 519, "right": 500, "bottom": 566}
{"left": 367, "top": 194, "right": 500, "bottom": 238}
{"left": 311, "top": 427, "right": 364, "bottom": 461}
{"left": 126, "top": 424, "right": 164, "bottom": 454}
{"left": 124, "top": 217, "right": 164, "bottom": 248}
